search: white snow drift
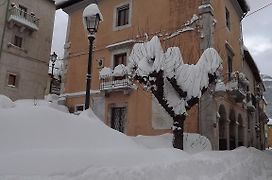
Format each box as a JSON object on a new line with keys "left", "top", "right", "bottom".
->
{"left": 0, "top": 95, "right": 271, "bottom": 180}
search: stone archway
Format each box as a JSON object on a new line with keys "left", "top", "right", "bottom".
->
{"left": 229, "top": 109, "right": 237, "bottom": 150}
{"left": 238, "top": 114, "right": 245, "bottom": 146}
{"left": 218, "top": 105, "right": 227, "bottom": 150}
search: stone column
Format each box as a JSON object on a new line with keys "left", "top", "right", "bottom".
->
{"left": 226, "top": 119, "right": 230, "bottom": 150}
{"left": 198, "top": 0, "right": 215, "bottom": 51}
{"left": 235, "top": 121, "right": 239, "bottom": 147}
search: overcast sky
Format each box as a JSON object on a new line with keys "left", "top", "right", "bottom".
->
{"left": 51, "top": 0, "right": 272, "bottom": 76}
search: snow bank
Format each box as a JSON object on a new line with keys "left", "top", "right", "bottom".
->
{"left": 132, "top": 133, "right": 212, "bottom": 153}
{"left": 0, "top": 99, "right": 271, "bottom": 179}
{"left": 0, "top": 95, "right": 15, "bottom": 109}
{"left": 15, "top": 98, "right": 69, "bottom": 113}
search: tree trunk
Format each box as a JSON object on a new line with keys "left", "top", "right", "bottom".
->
{"left": 173, "top": 115, "right": 185, "bottom": 150}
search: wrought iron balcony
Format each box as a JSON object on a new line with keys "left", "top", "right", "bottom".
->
{"left": 100, "top": 78, "right": 132, "bottom": 92}
{"left": 8, "top": 6, "right": 39, "bottom": 31}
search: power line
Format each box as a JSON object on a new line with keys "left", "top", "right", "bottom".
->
{"left": 245, "top": 2, "right": 272, "bottom": 18}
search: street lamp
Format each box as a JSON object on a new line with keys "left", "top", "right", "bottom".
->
{"left": 82, "top": 4, "right": 103, "bottom": 110}
{"left": 49, "top": 52, "right": 57, "bottom": 94}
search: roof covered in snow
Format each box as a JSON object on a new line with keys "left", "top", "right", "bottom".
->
{"left": 243, "top": 48, "right": 264, "bottom": 88}
{"left": 237, "top": 0, "right": 250, "bottom": 13}
{"left": 56, "top": 0, "right": 87, "bottom": 9}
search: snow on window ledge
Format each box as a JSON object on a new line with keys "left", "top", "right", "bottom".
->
{"left": 7, "top": 42, "right": 27, "bottom": 53}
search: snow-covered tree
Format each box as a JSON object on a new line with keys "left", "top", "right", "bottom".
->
{"left": 127, "top": 36, "right": 222, "bottom": 150}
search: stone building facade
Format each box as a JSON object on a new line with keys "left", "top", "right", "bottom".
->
{"left": 0, "top": 0, "right": 55, "bottom": 100}
{"left": 57, "top": 0, "right": 268, "bottom": 150}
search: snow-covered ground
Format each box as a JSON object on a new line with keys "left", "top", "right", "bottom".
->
{"left": 0, "top": 95, "right": 272, "bottom": 180}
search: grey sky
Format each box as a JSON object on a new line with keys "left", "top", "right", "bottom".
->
{"left": 51, "top": 10, "right": 68, "bottom": 59}
{"left": 242, "top": 0, "right": 272, "bottom": 77}
{"left": 51, "top": 0, "right": 272, "bottom": 76}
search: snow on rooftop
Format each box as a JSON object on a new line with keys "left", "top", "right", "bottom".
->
{"left": 55, "top": 0, "right": 69, "bottom": 5}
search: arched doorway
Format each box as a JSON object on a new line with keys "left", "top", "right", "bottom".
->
{"left": 218, "top": 105, "right": 227, "bottom": 150}
{"left": 238, "top": 114, "right": 244, "bottom": 146}
{"left": 229, "top": 109, "right": 236, "bottom": 150}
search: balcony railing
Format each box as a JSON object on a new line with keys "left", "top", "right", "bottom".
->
{"left": 100, "top": 78, "right": 132, "bottom": 91}
{"left": 8, "top": 6, "right": 39, "bottom": 31}
{"left": 226, "top": 72, "right": 248, "bottom": 102}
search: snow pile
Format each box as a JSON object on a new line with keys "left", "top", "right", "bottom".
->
{"left": 100, "top": 65, "right": 128, "bottom": 79}
{"left": 113, "top": 64, "right": 128, "bottom": 77}
{"left": 99, "top": 67, "right": 113, "bottom": 79}
{"left": 15, "top": 95, "right": 69, "bottom": 113}
{"left": 0, "top": 94, "right": 15, "bottom": 109}
{"left": 132, "top": 133, "right": 212, "bottom": 153}
{"left": 0, "top": 101, "right": 272, "bottom": 179}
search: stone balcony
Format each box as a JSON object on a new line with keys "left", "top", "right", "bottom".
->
{"left": 8, "top": 6, "right": 39, "bottom": 31}
{"left": 226, "top": 72, "right": 249, "bottom": 103}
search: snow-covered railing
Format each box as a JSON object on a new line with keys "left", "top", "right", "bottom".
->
{"left": 226, "top": 72, "right": 249, "bottom": 102}
{"left": 99, "top": 65, "right": 133, "bottom": 91}
{"left": 8, "top": 6, "right": 39, "bottom": 31}
{"left": 100, "top": 78, "right": 132, "bottom": 91}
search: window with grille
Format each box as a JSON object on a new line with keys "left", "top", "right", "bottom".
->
{"left": 111, "top": 107, "right": 127, "bottom": 133}
{"left": 116, "top": 4, "right": 129, "bottom": 27}
{"left": 225, "top": 7, "right": 231, "bottom": 30}
{"left": 8, "top": 74, "right": 16, "bottom": 87}
{"left": 74, "top": 104, "right": 84, "bottom": 115}
{"left": 228, "top": 56, "right": 233, "bottom": 80}
{"left": 14, "top": 35, "right": 23, "bottom": 48}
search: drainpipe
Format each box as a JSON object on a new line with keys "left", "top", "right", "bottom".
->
{"left": 0, "top": 0, "right": 10, "bottom": 59}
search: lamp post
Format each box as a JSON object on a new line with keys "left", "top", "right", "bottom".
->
{"left": 49, "top": 52, "right": 57, "bottom": 94}
{"left": 82, "top": 4, "right": 103, "bottom": 110}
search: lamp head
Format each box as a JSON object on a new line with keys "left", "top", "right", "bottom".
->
{"left": 83, "top": 4, "right": 103, "bottom": 35}
{"left": 50, "top": 52, "right": 57, "bottom": 63}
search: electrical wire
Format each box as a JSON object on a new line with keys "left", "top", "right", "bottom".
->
{"left": 245, "top": 1, "right": 272, "bottom": 18}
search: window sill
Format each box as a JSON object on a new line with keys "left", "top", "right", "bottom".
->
{"left": 7, "top": 84, "right": 16, "bottom": 88}
{"left": 7, "top": 42, "right": 27, "bottom": 53}
{"left": 113, "top": 23, "right": 131, "bottom": 31}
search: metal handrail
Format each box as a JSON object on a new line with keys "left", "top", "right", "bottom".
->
{"left": 9, "top": 6, "right": 39, "bottom": 27}
{"left": 100, "top": 78, "right": 131, "bottom": 90}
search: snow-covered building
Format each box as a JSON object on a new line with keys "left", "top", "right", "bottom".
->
{"left": 0, "top": 0, "right": 55, "bottom": 100}
{"left": 57, "top": 0, "right": 268, "bottom": 150}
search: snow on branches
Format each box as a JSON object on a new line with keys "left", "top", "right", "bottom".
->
{"left": 127, "top": 36, "right": 223, "bottom": 116}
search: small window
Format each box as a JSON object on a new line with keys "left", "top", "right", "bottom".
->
{"left": 228, "top": 56, "right": 233, "bottom": 80}
{"left": 225, "top": 7, "right": 230, "bottom": 30}
{"left": 14, "top": 36, "right": 23, "bottom": 48}
{"left": 74, "top": 104, "right": 84, "bottom": 115}
{"left": 8, "top": 74, "right": 16, "bottom": 87}
{"left": 114, "top": 53, "right": 127, "bottom": 67}
{"left": 19, "top": 5, "right": 27, "bottom": 17}
{"left": 116, "top": 4, "right": 129, "bottom": 27}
